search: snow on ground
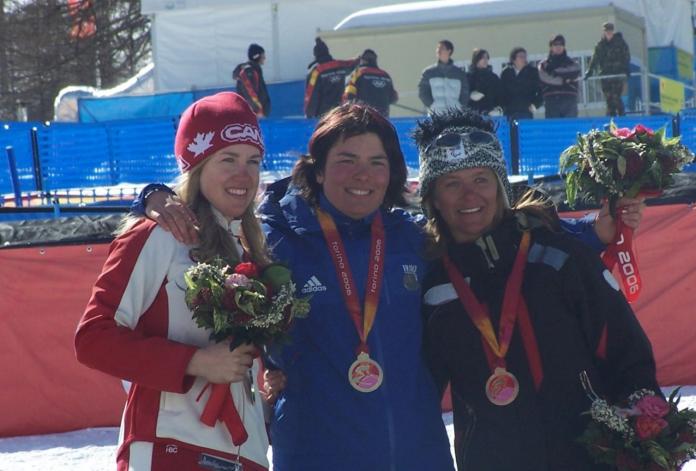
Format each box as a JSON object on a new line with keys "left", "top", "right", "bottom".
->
{"left": 1, "top": 387, "right": 695, "bottom": 471}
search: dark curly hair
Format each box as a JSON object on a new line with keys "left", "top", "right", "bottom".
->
{"left": 291, "top": 102, "right": 408, "bottom": 209}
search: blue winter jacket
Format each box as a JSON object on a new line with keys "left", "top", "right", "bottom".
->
{"left": 259, "top": 183, "right": 455, "bottom": 471}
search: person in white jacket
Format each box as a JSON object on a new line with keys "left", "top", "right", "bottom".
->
{"left": 75, "top": 92, "right": 271, "bottom": 471}
{"left": 418, "top": 40, "right": 470, "bottom": 114}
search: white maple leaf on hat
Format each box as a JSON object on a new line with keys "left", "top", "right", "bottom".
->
{"left": 187, "top": 132, "right": 214, "bottom": 156}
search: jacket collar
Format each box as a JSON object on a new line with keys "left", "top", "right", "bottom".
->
{"left": 211, "top": 206, "right": 243, "bottom": 257}
{"left": 447, "top": 214, "right": 521, "bottom": 277}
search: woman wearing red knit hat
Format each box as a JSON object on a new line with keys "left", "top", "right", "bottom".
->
{"left": 75, "top": 92, "right": 270, "bottom": 470}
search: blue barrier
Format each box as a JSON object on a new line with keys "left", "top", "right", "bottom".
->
{"left": 1, "top": 114, "right": 694, "bottom": 199}
{"left": 517, "top": 115, "right": 674, "bottom": 176}
{"left": 0, "top": 122, "right": 43, "bottom": 196}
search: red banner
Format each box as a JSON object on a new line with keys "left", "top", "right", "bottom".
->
{"left": 1, "top": 204, "right": 695, "bottom": 434}
{"left": 0, "top": 243, "right": 124, "bottom": 437}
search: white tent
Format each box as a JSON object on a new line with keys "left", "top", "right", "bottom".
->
{"left": 140, "top": 0, "right": 416, "bottom": 92}
{"left": 334, "top": 0, "right": 694, "bottom": 55}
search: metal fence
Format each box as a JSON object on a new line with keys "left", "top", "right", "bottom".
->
{"left": 1, "top": 112, "right": 694, "bottom": 208}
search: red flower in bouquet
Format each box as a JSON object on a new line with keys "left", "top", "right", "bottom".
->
{"left": 634, "top": 415, "right": 668, "bottom": 440}
{"left": 635, "top": 395, "right": 671, "bottom": 419}
{"left": 234, "top": 262, "right": 259, "bottom": 278}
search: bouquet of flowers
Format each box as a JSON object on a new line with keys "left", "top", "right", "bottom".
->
{"left": 559, "top": 123, "right": 694, "bottom": 213}
{"left": 579, "top": 374, "right": 696, "bottom": 471}
{"left": 184, "top": 258, "right": 311, "bottom": 346}
{"left": 183, "top": 258, "right": 310, "bottom": 445}
{"left": 559, "top": 124, "right": 694, "bottom": 302}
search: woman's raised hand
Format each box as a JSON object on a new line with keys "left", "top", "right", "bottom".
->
{"left": 594, "top": 196, "right": 647, "bottom": 244}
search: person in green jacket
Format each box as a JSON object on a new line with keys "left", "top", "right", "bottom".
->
{"left": 585, "top": 22, "right": 631, "bottom": 116}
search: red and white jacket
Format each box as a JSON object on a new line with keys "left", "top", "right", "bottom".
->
{"left": 75, "top": 218, "right": 269, "bottom": 470}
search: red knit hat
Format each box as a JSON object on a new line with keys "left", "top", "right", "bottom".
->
{"left": 175, "top": 92, "right": 265, "bottom": 172}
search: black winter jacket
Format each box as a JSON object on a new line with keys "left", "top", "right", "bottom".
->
{"left": 343, "top": 65, "right": 398, "bottom": 117}
{"left": 233, "top": 61, "right": 271, "bottom": 116}
{"left": 538, "top": 52, "right": 581, "bottom": 98}
{"left": 304, "top": 57, "right": 358, "bottom": 118}
{"left": 467, "top": 65, "right": 502, "bottom": 113}
{"left": 500, "top": 64, "right": 543, "bottom": 116}
{"left": 422, "top": 213, "right": 659, "bottom": 471}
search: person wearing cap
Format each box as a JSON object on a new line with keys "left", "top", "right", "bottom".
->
{"left": 343, "top": 49, "right": 398, "bottom": 117}
{"left": 585, "top": 22, "right": 631, "bottom": 116}
{"left": 467, "top": 48, "right": 503, "bottom": 115}
{"left": 418, "top": 39, "right": 470, "bottom": 115}
{"left": 304, "top": 37, "right": 359, "bottom": 118}
{"left": 539, "top": 34, "right": 581, "bottom": 118}
{"left": 415, "top": 108, "right": 659, "bottom": 470}
{"left": 75, "top": 92, "right": 271, "bottom": 470}
{"left": 233, "top": 43, "right": 271, "bottom": 118}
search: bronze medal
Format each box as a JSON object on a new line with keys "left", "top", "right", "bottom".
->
{"left": 485, "top": 367, "right": 519, "bottom": 406}
{"left": 348, "top": 352, "right": 383, "bottom": 393}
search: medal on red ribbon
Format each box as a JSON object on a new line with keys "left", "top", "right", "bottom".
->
{"left": 443, "top": 231, "right": 543, "bottom": 406}
{"left": 316, "top": 208, "right": 386, "bottom": 393}
{"left": 485, "top": 367, "right": 519, "bottom": 406}
{"left": 348, "top": 351, "right": 384, "bottom": 393}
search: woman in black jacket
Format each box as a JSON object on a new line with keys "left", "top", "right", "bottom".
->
{"left": 414, "top": 109, "right": 660, "bottom": 471}
{"left": 500, "top": 47, "right": 542, "bottom": 120}
{"left": 468, "top": 48, "right": 502, "bottom": 115}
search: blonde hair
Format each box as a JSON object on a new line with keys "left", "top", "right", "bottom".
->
{"left": 117, "top": 163, "right": 270, "bottom": 267}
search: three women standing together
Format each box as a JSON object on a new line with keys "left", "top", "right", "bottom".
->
{"left": 77, "top": 92, "right": 656, "bottom": 470}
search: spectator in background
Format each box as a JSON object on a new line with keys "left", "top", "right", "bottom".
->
{"left": 343, "top": 49, "right": 398, "bottom": 117}
{"left": 418, "top": 39, "right": 469, "bottom": 114}
{"left": 468, "top": 48, "right": 503, "bottom": 115}
{"left": 500, "top": 47, "right": 543, "bottom": 120}
{"left": 539, "top": 34, "right": 581, "bottom": 118}
{"left": 304, "top": 38, "right": 358, "bottom": 118}
{"left": 585, "top": 22, "right": 631, "bottom": 116}
{"left": 233, "top": 43, "right": 271, "bottom": 118}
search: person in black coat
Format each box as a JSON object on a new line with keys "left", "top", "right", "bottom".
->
{"left": 500, "top": 47, "right": 542, "bottom": 120}
{"left": 304, "top": 38, "right": 358, "bottom": 118}
{"left": 343, "top": 49, "right": 398, "bottom": 117}
{"left": 233, "top": 43, "right": 271, "bottom": 117}
{"left": 414, "top": 109, "right": 660, "bottom": 471}
{"left": 538, "top": 35, "right": 581, "bottom": 118}
{"left": 467, "top": 48, "right": 502, "bottom": 115}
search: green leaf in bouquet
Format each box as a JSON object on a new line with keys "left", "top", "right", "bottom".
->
{"left": 261, "top": 263, "right": 293, "bottom": 291}
{"left": 234, "top": 289, "right": 264, "bottom": 316}
{"left": 565, "top": 171, "right": 579, "bottom": 208}
{"left": 212, "top": 307, "right": 228, "bottom": 335}
{"left": 654, "top": 127, "right": 666, "bottom": 142}
{"left": 645, "top": 441, "right": 670, "bottom": 469}
{"left": 617, "top": 155, "right": 627, "bottom": 178}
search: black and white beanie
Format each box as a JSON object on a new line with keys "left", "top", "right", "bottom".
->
{"left": 416, "top": 120, "right": 513, "bottom": 208}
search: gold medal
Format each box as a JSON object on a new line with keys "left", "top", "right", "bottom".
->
{"left": 348, "top": 352, "right": 383, "bottom": 393}
{"left": 485, "top": 367, "right": 519, "bottom": 406}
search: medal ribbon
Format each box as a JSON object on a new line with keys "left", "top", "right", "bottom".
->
{"left": 316, "top": 208, "right": 385, "bottom": 353}
{"left": 601, "top": 214, "right": 641, "bottom": 303}
{"left": 443, "top": 231, "right": 543, "bottom": 390}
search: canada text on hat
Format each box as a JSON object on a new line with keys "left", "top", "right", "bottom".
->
{"left": 175, "top": 92, "right": 264, "bottom": 173}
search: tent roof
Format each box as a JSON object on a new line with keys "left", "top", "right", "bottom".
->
{"left": 334, "top": 0, "right": 693, "bottom": 54}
